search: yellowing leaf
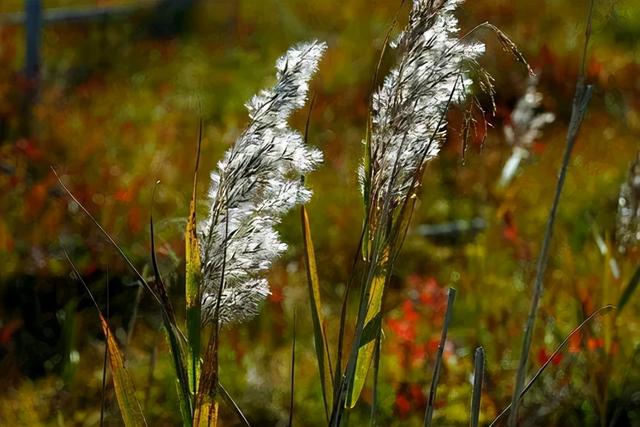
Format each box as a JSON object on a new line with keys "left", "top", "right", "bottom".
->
{"left": 99, "top": 314, "right": 147, "bottom": 427}
{"left": 348, "top": 248, "right": 388, "bottom": 408}
{"left": 194, "top": 399, "right": 219, "bottom": 427}
{"left": 301, "top": 206, "right": 333, "bottom": 419}
{"left": 186, "top": 196, "right": 202, "bottom": 396}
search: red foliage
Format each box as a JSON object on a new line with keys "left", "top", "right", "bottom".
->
{"left": 501, "top": 210, "right": 519, "bottom": 244}
{"left": 114, "top": 188, "right": 134, "bottom": 203}
{"left": 0, "top": 320, "right": 21, "bottom": 346}
{"left": 587, "top": 337, "right": 604, "bottom": 352}
{"left": 388, "top": 317, "right": 416, "bottom": 343}
{"left": 568, "top": 331, "right": 582, "bottom": 354}
{"left": 537, "top": 347, "right": 563, "bottom": 366}
{"left": 268, "top": 282, "right": 283, "bottom": 303}
{"left": 16, "top": 138, "right": 42, "bottom": 160}
{"left": 393, "top": 382, "right": 427, "bottom": 419}
{"left": 411, "top": 276, "right": 447, "bottom": 312}
{"left": 394, "top": 392, "right": 411, "bottom": 418}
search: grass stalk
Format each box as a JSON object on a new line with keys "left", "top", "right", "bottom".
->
{"left": 100, "top": 269, "right": 110, "bottom": 427}
{"left": 506, "top": 2, "right": 594, "bottom": 424}
{"left": 369, "top": 328, "right": 382, "bottom": 427}
{"left": 470, "top": 347, "right": 484, "bottom": 427}
{"left": 424, "top": 287, "right": 456, "bottom": 427}
{"left": 288, "top": 309, "right": 297, "bottom": 427}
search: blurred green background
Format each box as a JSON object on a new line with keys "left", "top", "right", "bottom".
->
{"left": 0, "top": 0, "right": 639, "bottom": 425}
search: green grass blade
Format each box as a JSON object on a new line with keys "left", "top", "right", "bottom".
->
{"left": 424, "top": 287, "right": 456, "bottom": 427}
{"left": 617, "top": 265, "right": 640, "bottom": 314}
{"left": 186, "top": 123, "right": 203, "bottom": 399}
{"left": 369, "top": 329, "right": 382, "bottom": 427}
{"left": 470, "top": 347, "right": 484, "bottom": 427}
{"left": 165, "top": 321, "right": 194, "bottom": 426}
{"left": 150, "top": 206, "right": 193, "bottom": 426}
{"left": 301, "top": 206, "right": 334, "bottom": 419}
{"left": 347, "top": 262, "right": 386, "bottom": 408}
{"left": 347, "top": 195, "right": 416, "bottom": 409}
{"left": 334, "top": 214, "right": 369, "bottom": 407}
{"left": 507, "top": 3, "right": 594, "bottom": 422}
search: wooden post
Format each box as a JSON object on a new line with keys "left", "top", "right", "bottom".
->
{"left": 150, "top": 0, "right": 196, "bottom": 36}
{"left": 22, "top": 0, "right": 42, "bottom": 136}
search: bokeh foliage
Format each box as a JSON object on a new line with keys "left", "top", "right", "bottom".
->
{"left": 0, "top": 0, "right": 639, "bottom": 425}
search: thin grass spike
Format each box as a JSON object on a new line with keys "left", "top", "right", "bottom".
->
{"left": 424, "top": 287, "right": 456, "bottom": 427}
{"left": 470, "top": 347, "right": 484, "bottom": 427}
{"left": 507, "top": 1, "right": 594, "bottom": 423}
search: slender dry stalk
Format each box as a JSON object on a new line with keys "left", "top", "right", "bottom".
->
{"left": 470, "top": 347, "right": 484, "bottom": 427}
{"left": 100, "top": 269, "right": 110, "bottom": 427}
{"left": 424, "top": 288, "right": 456, "bottom": 426}
{"left": 507, "top": 3, "right": 595, "bottom": 423}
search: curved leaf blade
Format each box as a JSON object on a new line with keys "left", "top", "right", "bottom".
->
{"left": 99, "top": 314, "right": 147, "bottom": 427}
{"left": 301, "top": 206, "right": 333, "bottom": 418}
{"left": 186, "top": 195, "right": 203, "bottom": 395}
{"left": 186, "top": 120, "right": 204, "bottom": 397}
{"left": 347, "top": 265, "right": 386, "bottom": 408}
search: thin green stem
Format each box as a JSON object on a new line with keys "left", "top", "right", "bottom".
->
{"left": 507, "top": 2, "right": 594, "bottom": 424}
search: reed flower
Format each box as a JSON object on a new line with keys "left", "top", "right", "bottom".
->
{"left": 343, "top": 2, "right": 491, "bottom": 409}
{"left": 616, "top": 152, "right": 640, "bottom": 254}
{"left": 363, "top": 0, "right": 487, "bottom": 209}
{"left": 499, "top": 76, "right": 555, "bottom": 187}
{"left": 199, "top": 41, "right": 326, "bottom": 324}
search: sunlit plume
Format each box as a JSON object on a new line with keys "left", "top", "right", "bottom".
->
{"left": 199, "top": 41, "right": 327, "bottom": 324}
{"left": 616, "top": 152, "right": 640, "bottom": 254}
{"left": 362, "top": 0, "right": 487, "bottom": 208}
{"left": 499, "top": 75, "right": 555, "bottom": 188}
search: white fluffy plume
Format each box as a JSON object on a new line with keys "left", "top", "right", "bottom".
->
{"left": 199, "top": 41, "right": 326, "bottom": 324}
{"left": 363, "top": 0, "right": 486, "bottom": 206}
{"left": 616, "top": 153, "right": 640, "bottom": 254}
{"left": 499, "top": 76, "right": 555, "bottom": 188}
